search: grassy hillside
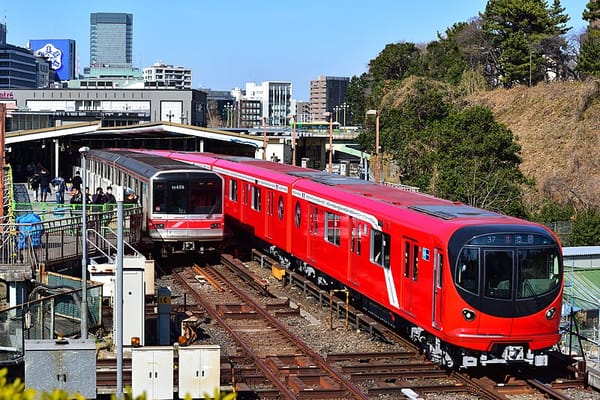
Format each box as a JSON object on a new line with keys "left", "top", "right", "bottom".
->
{"left": 466, "top": 80, "right": 600, "bottom": 210}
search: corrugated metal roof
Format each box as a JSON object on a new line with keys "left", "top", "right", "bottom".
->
{"left": 564, "top": 269, "right": 600, "bottom": 311}
{"left": 563, "top": 246, "right": 600, "bottom": 257}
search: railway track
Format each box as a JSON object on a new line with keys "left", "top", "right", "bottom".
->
{"left": 244, "top": 249, "right": 588, "bottom": 399}
{"left": 93, "top": 250, "right": 592, "bottom": 399}
{"left": 172, "top": 255, "right": 370, "bottom": 399}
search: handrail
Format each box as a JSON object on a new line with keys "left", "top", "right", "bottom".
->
{"left": 86, "top": 227, "right": 144, "bottom": 262}
{"left": 100, "top": 226, "right": 144, "bottom": 258}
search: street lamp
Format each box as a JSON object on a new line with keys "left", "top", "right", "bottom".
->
{"left": 366, "top": 109, "right": 380, "bottom": 183}
{"left": 324, "top": 112, "right": 333, "bottom": 173}
{"left": 290, "top": 114, "right": 297, "bottom": 166}
{"left": 224, "top": 103, "right": 233, "bottom": 128}
{"left": 341, "top": 102, "right": 349, "bottom": 127}
{"left": 262, "top": 117, "right": 267, "bottom": 160}
{"left": 79, "top": 146, "right": 90, "bottom": 338}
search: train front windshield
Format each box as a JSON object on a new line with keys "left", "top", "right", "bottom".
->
{"left": 452, "top": 230, "right": 562, "bottom": 317}
{"left": 152, "top": 173, "right": 222, "bottom": 215}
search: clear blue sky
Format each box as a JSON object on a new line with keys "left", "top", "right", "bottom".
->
{"left": 2, "top": 1, "right": 588, "bottom": 100}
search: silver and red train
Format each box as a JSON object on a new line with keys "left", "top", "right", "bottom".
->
{"left": 135, "top": 149, "right": 563, "bottom": 369}
{"left": 85, "top": 149, "right": 224, "bottom": 255}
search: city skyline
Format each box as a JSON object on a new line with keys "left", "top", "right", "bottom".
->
{"left": 2, "top": 1, "right": 588, "bottom": 100}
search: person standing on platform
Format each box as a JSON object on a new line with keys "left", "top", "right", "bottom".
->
{"left": 70, "top": 171, "right": 82, "bottom": 191}
{"left": 30, "top": 173, "right": 40, "bottom": 201}
{"left": 39, "top": 169, "right": 51, "bottom": 202}
{"left": 51, "top": 176, "right": 67, "bottom": 204}
{"left": 69, "top": 187, "right": 83, "bottom": 218}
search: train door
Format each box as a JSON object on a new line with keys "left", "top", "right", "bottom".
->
{"left": 347, "top": 217, "right": 362, "bottom": 285}
{"left": 432, "top": 248, "right": 444, "bottom": 330}
{"left": 265, "top": 190, "right": 274, "bottom": 240}
{"left": 307, "top": 205, "right": 319, "bottom": 263}
{"left": 401, "top": 238, "right": 419, "bottom": 316}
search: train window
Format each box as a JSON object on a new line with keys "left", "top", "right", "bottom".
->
{"left": 404, "top": 242, "right": 410, "bottom": 278}
{"left": 230, "top": 179, "right": 238, "bottom": 202}
{"left": 190, "top": 178, "right": 222, "bottom": 214}
{"left": 295, "top": 201, "right": 301, "bottom": 228}
{"left": 372, "top": 229, "right": 390, "bottom": 268}
{"left": 456, "top": 248, "right": 479, "bottom": 294}
{"left": 277, "top": 195, "right": 284, "bottom": 220}
{"left": 516, "top": 248, "right": 560, "bottom": 299}
{"left": 267, "top": 191, "right": 274, "bottom": 216}
{"left": 413, "top": 244, "right": 419, "bottom": 281}
{"left": 309, "top": 207, "right": 319, "bottom": 235}
{"left": 170, "top": 182, "right": 188, "bottom": 213}
{"left": 436, "top": 252, "right": 443, "bottom": 288}
{"left": 325, "top": 211, "right": 340, "bottom": 246}
{"left": 243, "top": 183, "right": 249, "bottom": 205}
{"left": 153, "top": 182, "right": 167, "bottom": 212}
{"left": 484, "top": 250, "right": 512, "bottom": 299}
{"left": 251, "top": 186, "right": 262, "bottom": 211}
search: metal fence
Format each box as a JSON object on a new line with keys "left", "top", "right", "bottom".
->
{"left": 0, "top": 204, "right": 143, "bottom": 278}
{"left": 0, "top": 282, "right": 103, "bottom": 364}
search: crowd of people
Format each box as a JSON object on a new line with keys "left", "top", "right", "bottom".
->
{"left": 25, "top": 161, "right": 128, "bottom": 208}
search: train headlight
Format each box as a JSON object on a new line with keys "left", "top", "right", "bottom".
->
{"left": 462, "top": 308, "right": 476, "bottom": 321}
{"left": 155, "top": 223, "right": 165, "bottom": 229}
{"left": 210, "top": 223, "right": 221, "bottom": 229}
{"left": 546, "top": 307, "right": 556, "bottom": 320}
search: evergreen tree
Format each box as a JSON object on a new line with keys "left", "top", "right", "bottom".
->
{"left": 576, "top": 29, "right": 600, "bottom": 77}
{"left": 582, "top": 0, "right": 600, "bottom": 22}
{"left": 577, "top": 1, "right": 600, "bottom": 78}
{"left": 482, "top": 0, "right": 572, "bottom": 86}
{"left": 368, "top": 42, "right": 421, "bottom": 82}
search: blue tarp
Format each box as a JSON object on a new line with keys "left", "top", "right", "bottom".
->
{"left": 16, "top": 213, "right": 44, "bottom": 249}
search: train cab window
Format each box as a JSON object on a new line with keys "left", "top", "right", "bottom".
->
{"left": 252, "top": 186, "right": 262, "bottom": 211}
{"left": 325, "top": 211, "right": 340, "bottom": 246}
{"left": 456, "top": 248, "right": 479, "bottom": 294}
{"left": 372, "top": 229, "right": 390, "bottom": 268}
{"left": 484, "top": 250, "right": 512, "bottom": 299}
{"left": 153, "top": 182, "right": 167, "bottom": 213}
{"left": 517, "top": 248, "right": 560, "bottom": 299}
{"left": 230, "top": 179, "right": 238, "bottom": 202}
{"left": 190, "top": 179, "right": 222, "bottom": 214}
{"left": 277, "top": 195, "right": 284, "bottom": 220}
{"left": 169, "top": 183, "right": 187, "bottom": 214}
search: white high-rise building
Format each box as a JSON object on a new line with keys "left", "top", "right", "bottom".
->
{"left": 244, "top": 81, "right": 292, "bottom": 126}
{"left": 143, "top": 62, "right": 192, "bottom": 90}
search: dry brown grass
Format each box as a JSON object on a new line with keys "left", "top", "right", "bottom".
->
{"left": 466, "top": 80, "right": 600, "bottom": 210}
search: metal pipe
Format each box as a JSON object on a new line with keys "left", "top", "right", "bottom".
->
{"left": 79, "top": 146, "right": 90, "bottom": 339}
{"left": 116, "top": 185, "right": 124, "bottom": 399}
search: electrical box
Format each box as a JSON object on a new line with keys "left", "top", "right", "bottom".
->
{"left": 121, "top": 267, "right": 145, "bottom": 346}
{"left": 25, "top": 339, "right": 96, "bottom": 399}
{"left": 178, "top": 345, "right": 221, "bottom": 399}
{"left": 132, "top": 346, "right": 173, "bottom": 399}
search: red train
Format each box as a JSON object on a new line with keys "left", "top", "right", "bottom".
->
{"left": 135, "top": 149, "right": 563, "bottom": 369}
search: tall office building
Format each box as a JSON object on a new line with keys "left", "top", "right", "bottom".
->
{"left": 309, "top": 76, "right": 349, "bottom": 121}
{"left": 244, "top": 81, "right": 292, "bottom": 127}
{"left": 90, "top": 13, "right": 133, "bottom": 69}
{"left": 0, "top": 23, "right": 6, "bottom": 46}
